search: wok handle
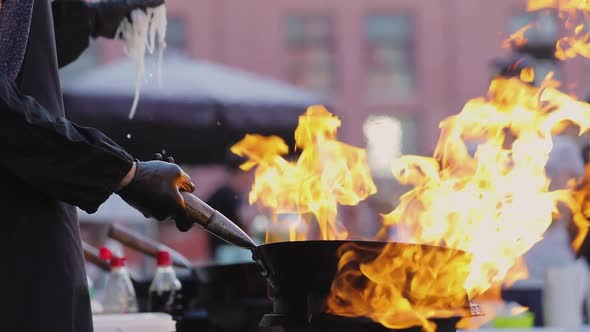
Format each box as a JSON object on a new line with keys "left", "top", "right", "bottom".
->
{"left": 82, "top": 241, "right": 110, "bottom": 272}
{"left": 180, "top": 191, "right": 215, "bottom": 226}
{"left": 181, "top": 191, "right": 257, "bottom": 248}
{"left": 108, "top": 223, "right": 193, "bottom": 269}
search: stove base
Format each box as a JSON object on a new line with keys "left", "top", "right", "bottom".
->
{"left": 261, "top": 314, "right": 459, "bottom": 332}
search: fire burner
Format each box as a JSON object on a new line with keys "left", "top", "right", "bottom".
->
{"left": 252, "top": 240, "right": 481, "bottom": 332}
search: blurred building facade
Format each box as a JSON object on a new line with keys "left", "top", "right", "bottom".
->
{"left": 62, "top": 0, "right": 590, "bottom": 262}
{"left": 62, "top": 0, "right": 590, "bottom": 157}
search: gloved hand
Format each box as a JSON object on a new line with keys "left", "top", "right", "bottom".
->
{"left": 117, "top": 154, "right": 196, "bottom": 232}
{"left": 89, "top": 0, "right": 165, "bottom": 39}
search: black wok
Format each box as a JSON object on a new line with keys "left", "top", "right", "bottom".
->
{"left": 250, "top": 240, "right": 478, "bottom": 330}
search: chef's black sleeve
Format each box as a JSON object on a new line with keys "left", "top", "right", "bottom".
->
{"left": 0, "top": 74, "right": 134, "bottom": 213}
{"left": 51, "top": 0, "right": 94, "bottom": 68}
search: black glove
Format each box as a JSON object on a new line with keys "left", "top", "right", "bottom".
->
{"left": 118, "top": 155, "right": 196, "bottom": 232}
{"left": 89, "top": 0, "right": 165, "bottom": 39}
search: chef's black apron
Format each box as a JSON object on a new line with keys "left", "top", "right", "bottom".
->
{"left": 0, "top": 1, "right": 133, "bottom": 331}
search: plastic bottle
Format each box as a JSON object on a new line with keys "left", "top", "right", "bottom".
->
{"left": 99, "top": 247, "right": 112, "bottom": 261}
{"left": 87, "top": 274, "right": 104, "bottom": 313}
{"left": 87, "top": 275, "right": 95, "bottom": 300}
{"left": 148, "top": 251, "right": 182, "bottom": 314}
{"left": 102, "top": 254, "right": 138, "bottom": 314}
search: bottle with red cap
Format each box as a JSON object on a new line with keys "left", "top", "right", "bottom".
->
{"left": 99, "top": 247, "right": 112, "bottom": 261}
{"left": 148, "top": 250, "right": 182, "bottom": 314}
{"left": 101, "top": 248, "right": 138, "bottom": 314}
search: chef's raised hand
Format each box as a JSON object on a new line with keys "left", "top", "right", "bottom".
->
{"left": 117, "top": 158, "right": 196, "bottom": 232}
{"left": 89, "top": 0, "right": 165, "bottom": 39}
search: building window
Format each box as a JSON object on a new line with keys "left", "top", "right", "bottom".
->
{"left": 363, "top": 115, "right": 416, "bottom": 178}
{"left": 166, "top": 16, "right": 187, "bottom": 53}
{"left": 285, "top": 15, "right": 335, "bottom": 94}
{"left": 364, "top": 14, "right": 415, "bottom": 101}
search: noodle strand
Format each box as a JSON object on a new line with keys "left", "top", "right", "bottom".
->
{"left": 115, "top": 5, "right": 167, "bottom": 119}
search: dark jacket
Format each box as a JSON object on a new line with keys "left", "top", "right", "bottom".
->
{"left": 0, "top": 1, "right": 133, "bottom": 331}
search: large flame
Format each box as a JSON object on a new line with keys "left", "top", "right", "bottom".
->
{"left": 527, "top": 0, "right": 590, "bottom": 60}
{"left": 234, "top": 4, "right": 590, "bottom": 330}
{"left": 230, "top": 105, "right": 377, "bottom": 242}
{"left": 326, "top": 242, "right": 474, "bottom": 332}
{"left": 325, "top": 75, "right": 590, "bottom": 331}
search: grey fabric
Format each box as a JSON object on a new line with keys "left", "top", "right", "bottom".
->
{"left": 545, "top": 135, "right": 585, "bottom": 191}
{"left": 0, "top": 0, "right": 35, "bottom": 79}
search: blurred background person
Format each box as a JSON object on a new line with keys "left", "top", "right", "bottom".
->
{"left": 206, "top": 154, "right": 255, "bottom": 263}
{"left": 523, "top": 134, "right": 585, "bottom": 281}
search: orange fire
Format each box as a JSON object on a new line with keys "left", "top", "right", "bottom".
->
{"left": 325, "top": 74, "right": 590, "bottom": 331}
{"left": 230, "top": 105, "right": 377, "bottom": 242}
{"left": 235, "top": 79, "right": 590, "bottom": 330}
{"left": 235, "top": 6, "right": 590, "bottom": 329}
{"left": 528, "top": 0, "right": 590, "bottom": 11}
{"left": 503, "top": 24, "right": 533, "bottom": 49}
{"left": 326, "top": 242, "right": 474, "bottom": 332}
{"left": 527, "top": 0, "right": 590, "bottom": 60}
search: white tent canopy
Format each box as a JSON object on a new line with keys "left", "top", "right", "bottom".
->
{"left": 77, "top": 195, "right": 146, "bottom": 224}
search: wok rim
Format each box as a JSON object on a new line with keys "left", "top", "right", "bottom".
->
{"left": 254, "top": 239, "right": 470, "bottom": 257}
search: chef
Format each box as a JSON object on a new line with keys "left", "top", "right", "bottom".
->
{"left": 0, "top": 0, "right": 195, "bottom": 331}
